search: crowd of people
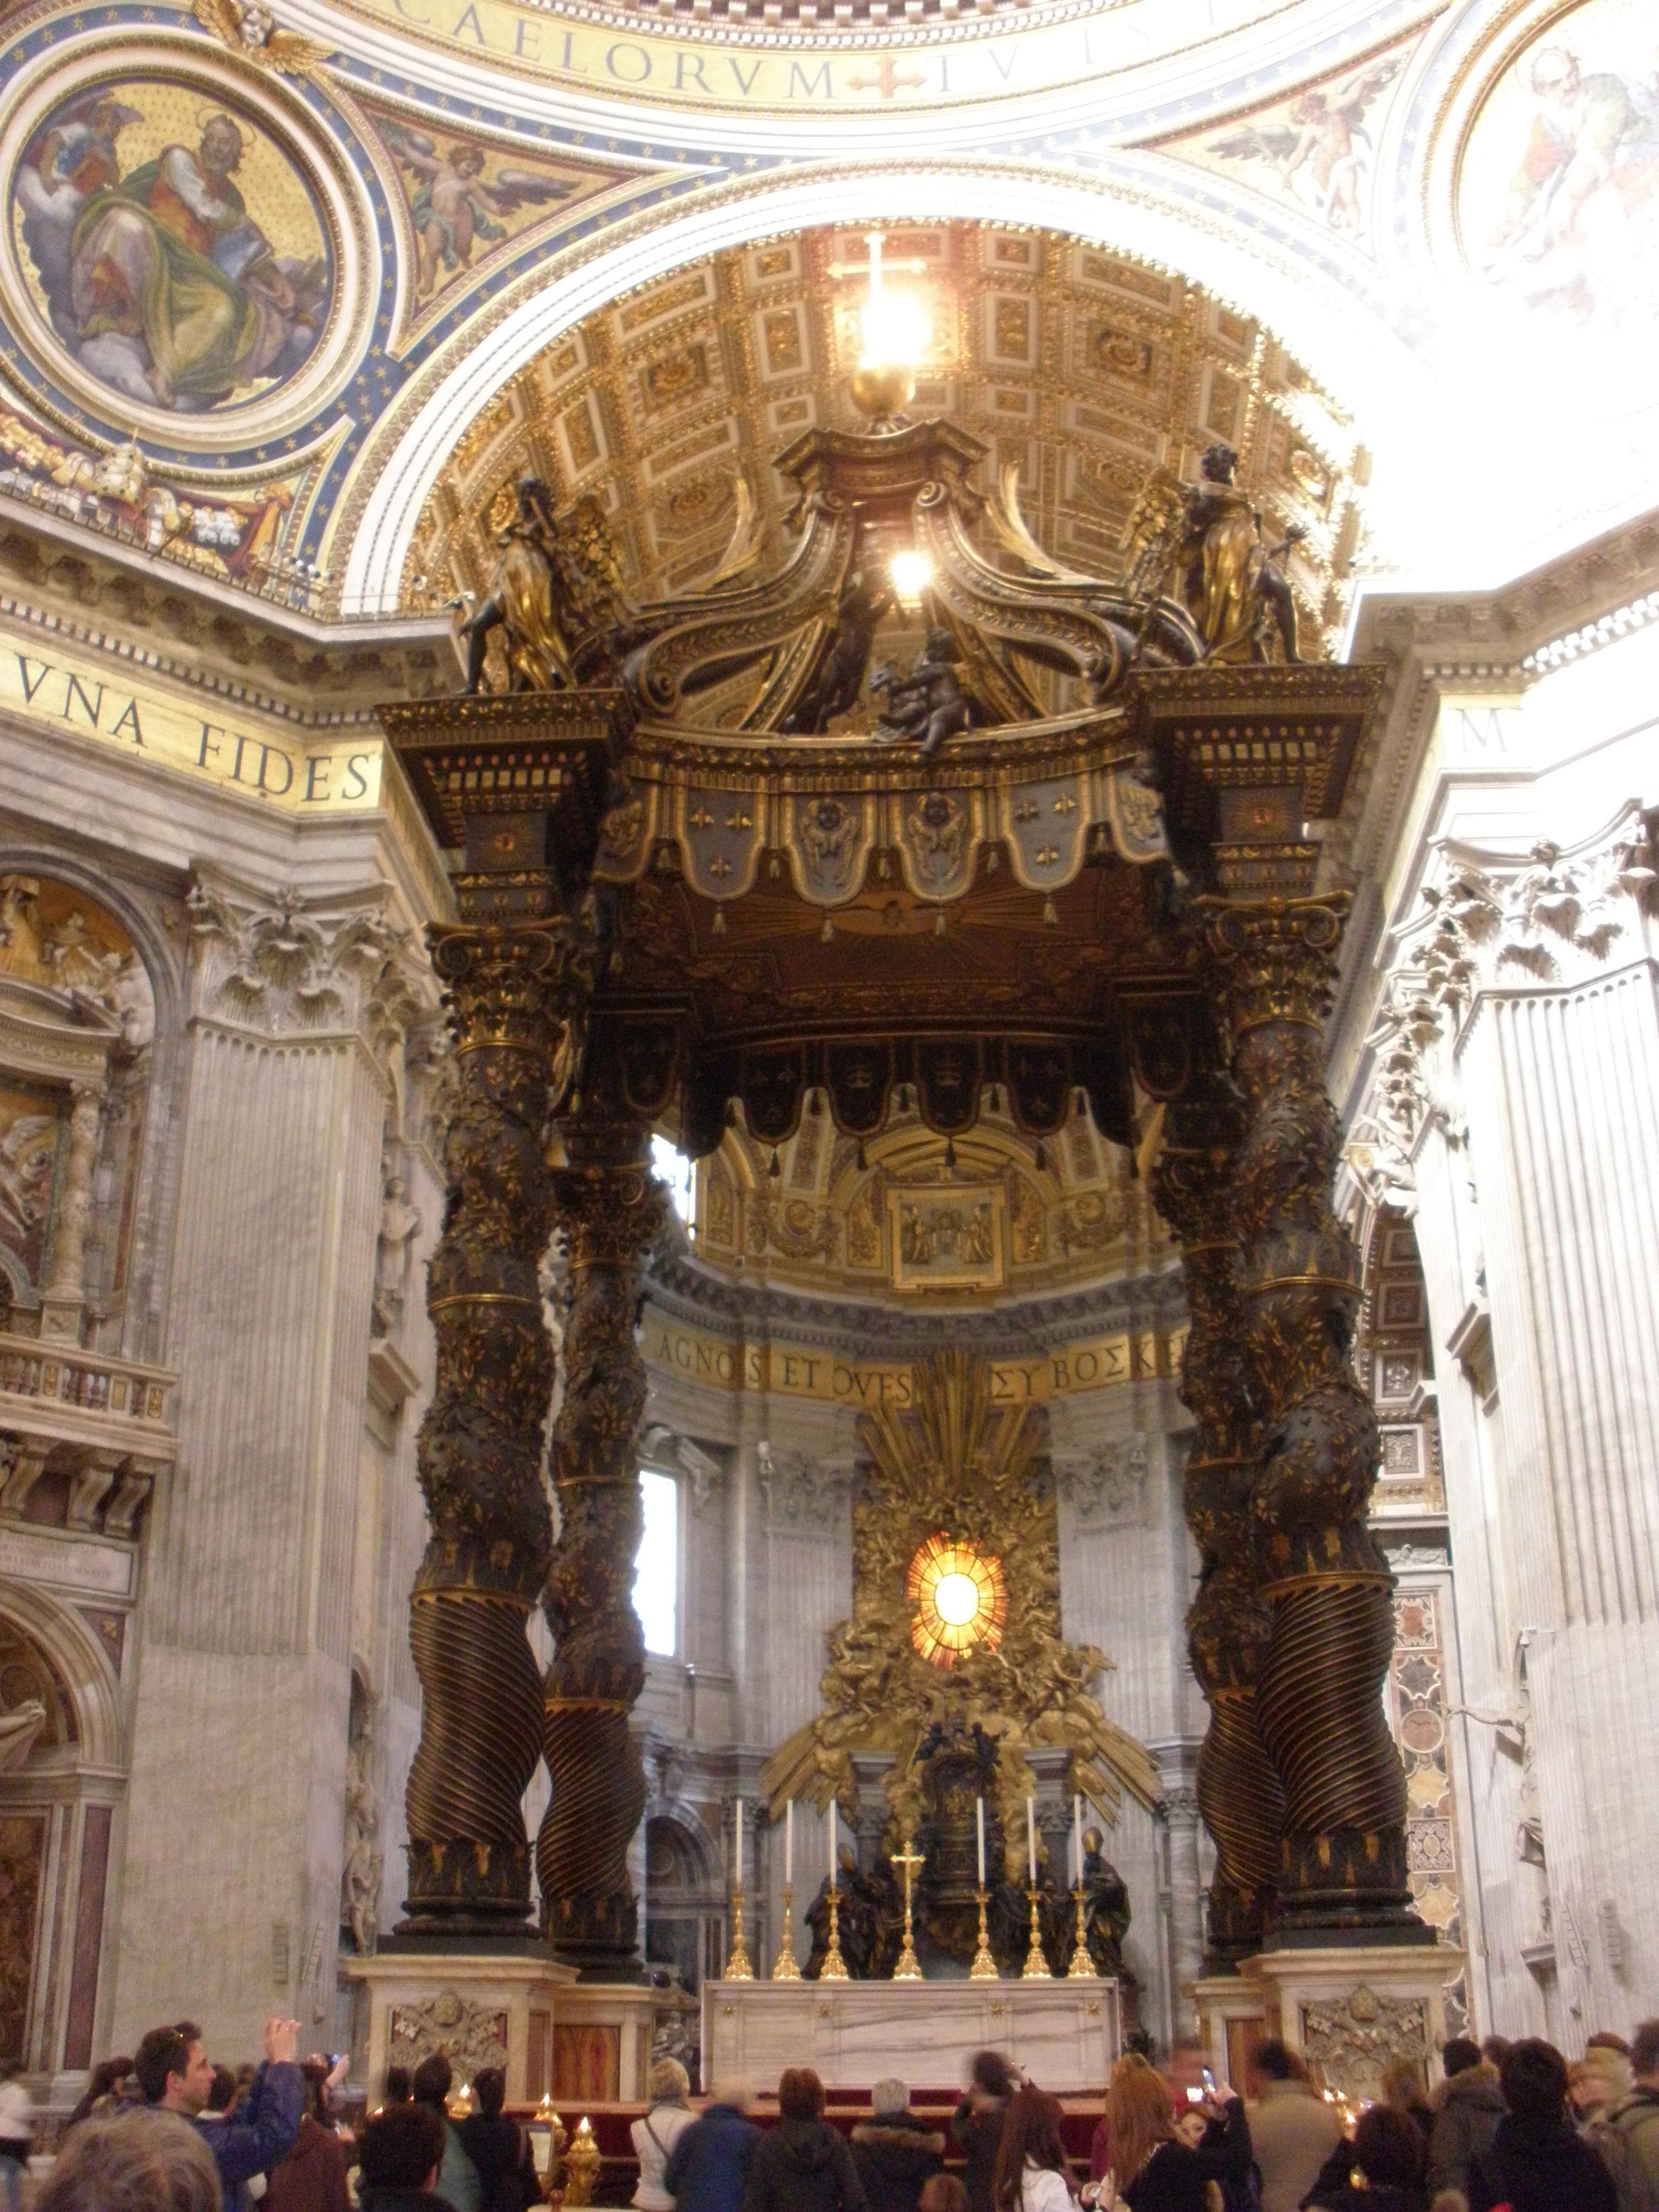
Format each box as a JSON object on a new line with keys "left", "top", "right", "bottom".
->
{"left": 2, "top": 2015, "right": 1656, "bottom": 2212}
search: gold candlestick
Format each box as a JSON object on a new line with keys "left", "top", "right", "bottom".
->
{"left": 969, "top": 1887, "right": 999, "bottom": 1980}
{"left": 890, "top": 1836, "right": 924, "bottom": 1981}
{"left": 819, "top": 1884, "right": 850, "bottom": 1979}
{"left": 725, "top": 1885, "right": 754, "bottom": 1980}
{"left": 772, "top": 1881, "right": 802, "bottom": 1979}
{"left": 1066, "top": 1885, "right": 1096, "bottom": 1978}
{"left": 1022, "top": 1886, "right": 1051, "bottom": 1979}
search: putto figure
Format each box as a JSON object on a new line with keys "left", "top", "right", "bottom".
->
{"left": 872, "top": 629, "right": 973, "bottom": 759}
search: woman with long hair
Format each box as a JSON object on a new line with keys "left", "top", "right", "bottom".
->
{"left": 992, "top": 2087, "right": 1076, "bottom": 2212}
{"left": 1092, "top": 2064, "right": 1251, "bottom": 2211}
{"left": 954, "top": 2053, "right": 1023, "bottom": 2212}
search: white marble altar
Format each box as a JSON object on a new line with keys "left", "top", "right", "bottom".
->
{"left": 700, "top": 1978, "right": 1120, "bottom": 2094}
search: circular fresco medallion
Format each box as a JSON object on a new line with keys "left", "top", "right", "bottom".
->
{"left": 1456, "top": 0, "right": 1659, "bottom": 333}
{"left": 1, "top": 41, "right": 372, "bottom": 446}
{"left": 907, "top": 1532, "right": 1007, "bottom": 1668}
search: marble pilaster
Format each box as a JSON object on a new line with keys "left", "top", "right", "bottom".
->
{"left": 1414, "top": 809, "right": 1659, "bottom": 2033}
{"left": 112, "top": 869, "right": 429, "bottom": 2050}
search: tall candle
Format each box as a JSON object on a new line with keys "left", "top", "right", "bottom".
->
{"left": 735, "top": 1798, "right": 743, "bottom": 1887}
{"left": 976, "top": 1796, "right": 986, "bottom": 1888}
{"left": 828, "top": 1803, "right": 838, "bottom": 1892}
{"left": 785, "top": 1799, "right": 794, "bottom": 1888}
{"left": 1074, "top": 1794, "right": 1084, "bottom": 1888}
{"left": 1026, "top": 1796, "right": 1037, "bottom": 1884}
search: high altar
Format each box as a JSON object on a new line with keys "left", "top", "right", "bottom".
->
{"left": 701, "top": 1981, "right": 1120, "bottom": 2096}
{"left": 364, "top": 269, "right": 1453, "bottom": 2107}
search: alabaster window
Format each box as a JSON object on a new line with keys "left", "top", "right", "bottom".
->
{"left": 634, "top": 1468, "right": 680, "bottom": 1658}
{"left": 651, "top": 1134, "right": 695, "bottom": 1228}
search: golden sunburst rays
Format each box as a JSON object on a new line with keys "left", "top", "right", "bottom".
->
{"left": 907, "top": 1532, "right": 1008, "bottom": 1667}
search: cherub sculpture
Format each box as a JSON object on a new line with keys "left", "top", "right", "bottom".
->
{"left": 871, "top": 628, "right": 972, "bottom": 759}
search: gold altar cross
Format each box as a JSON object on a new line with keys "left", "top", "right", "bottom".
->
{"left": 890, "top": 1836, "right": 925, "bottom": 1980}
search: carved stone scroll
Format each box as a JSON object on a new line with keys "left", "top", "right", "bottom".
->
{"left": 402, "top": 921, "right": 594, "bottom": 1935}
{"left": 537, "top": 1105, "right": 666, "bottom": 1973}
{"left": 1201, "top": 896, "right": 1418, "bottom": 1939}
{"left": 1153, "top": 1089, "right": 1281, "bottom": 1963}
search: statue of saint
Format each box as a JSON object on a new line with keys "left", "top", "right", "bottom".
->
{"left": 1176, "top": 442, "right": 1306, "bottom": 663}
{"left": 458, "top": 478, "right": 627, "bottom": 694}
{"left": 372, "top": 1168, "right": 422, "bottom": 1338}
{"left": 1080, "top": 1826, "right": 1132, "bottom": 1974}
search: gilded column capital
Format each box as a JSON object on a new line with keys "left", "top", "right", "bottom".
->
{"left": 1195, "top": 892, "right": 1349, "bottom": 1041}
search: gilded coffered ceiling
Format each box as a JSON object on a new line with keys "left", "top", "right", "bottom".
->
{"left": 692, "top": 1093, "right": 1167, "bottom": 1302}
{"left": 406, "top": 220, "right": 1365, "bottom": 659}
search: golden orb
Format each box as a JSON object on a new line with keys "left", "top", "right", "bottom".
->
{"left": 850, "top": 360, "right": 916, "bottom": 419}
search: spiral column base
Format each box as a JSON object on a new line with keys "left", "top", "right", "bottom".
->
{"left": 401, "top": 1584, "right": 545, "bottom": 1934}
{"left": 538, "top": 1701, "right": 646, "bottom": 1974}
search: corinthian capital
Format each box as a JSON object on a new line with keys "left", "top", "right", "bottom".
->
{"left": 1195, "top": 894, "right": 1350, "bottom": 1044}
{"left": 1421, "top": 807, "right": 1655, "bottom": 1015}
{"left": 187, "top": 868, "right": 430, "bottom": 1055}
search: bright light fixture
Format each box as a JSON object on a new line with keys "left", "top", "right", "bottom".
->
{"left": 890, "top": 549, "right": 934, "bottom": 606}
{"left": 857, "top": 231, "right": 930, "bottom": 372}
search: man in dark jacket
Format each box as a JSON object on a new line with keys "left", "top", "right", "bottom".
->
{"left": 357, "top": 2101, "right": 453, "bottom": 2212}
{"left": 1427, "top": 2038, "right": 1506, "bottom": 2201}
{"left": 133, "top": 2015, "right": 303, "bottom": 2200}
{"left": 744, "top": 2069, "right": 866, "bottom": 2212}
{"left": 1468, "top": 2039, "right": 1617, "bottom": 2212}
{"left": 664, "top": 2087, "right": 761, "bottom": 2212}
{"left": 851, "top": 2080, "right": 944, "bottom": 2212}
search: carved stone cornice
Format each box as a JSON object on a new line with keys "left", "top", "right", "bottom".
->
{"left": 643, "top": 1241, "right": 1187, "bottom": 1362}
{"left": 0, "top": 500, "right": 454, "bottom": 726}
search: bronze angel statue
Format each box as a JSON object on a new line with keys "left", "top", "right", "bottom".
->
{"left": 1123, "top": 441, "right": 1306, "bottom": 663}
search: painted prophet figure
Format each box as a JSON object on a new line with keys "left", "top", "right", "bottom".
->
{"left": 15, "top": 96, "right": 329, "bottom": 411}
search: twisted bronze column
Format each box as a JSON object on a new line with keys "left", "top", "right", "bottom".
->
{"left": 537, "top": 1109, "right": 666, "bottom": 1975}
{"left": 1154, "top": 1089, "right": 1283, "bottom": 1964}
{"left": 1201, "top": 896, "right": 1417, "bottom": 1939}
{"left": 403, "top": 923, "right": 594, "bottom": 1934}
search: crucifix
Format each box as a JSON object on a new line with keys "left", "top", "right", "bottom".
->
{"left": 889, "top": 1835, "right": 925, "bottom": 1981}
{"left": 826, "top": 231, "right": 928, "bottom": 298}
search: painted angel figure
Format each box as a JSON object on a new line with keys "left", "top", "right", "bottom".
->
{"left": 381, "top": 122, "right": 578, "bottom": 297}
{"left": 1206, "top": 54, "right": 1404, "bottom": 232}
